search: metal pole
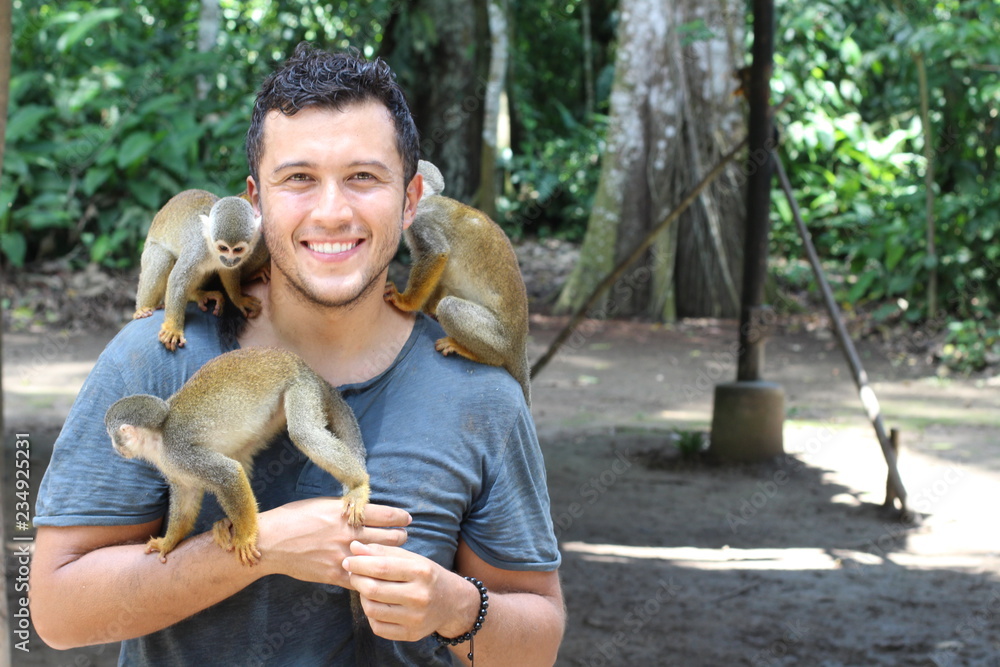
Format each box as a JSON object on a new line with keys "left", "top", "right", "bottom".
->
{"left": 736, "top": 0, "right": 775, "bottom": 381}
{"left": 773, "top": 152, "right": 907, "bottom": 510}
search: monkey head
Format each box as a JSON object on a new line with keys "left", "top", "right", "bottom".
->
{"left": 200, "top": 196, "right": 262, "bottom": 269}
{"left": 105, "top": 395, "right": 170, "bottom": 459}
{"left": 417, "top": 160, "right": 446, "bottom": 198}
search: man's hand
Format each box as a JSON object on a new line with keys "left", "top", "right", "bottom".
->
{"left": 257, "top": 498, "right": 411, "bottom": 587}
{"left": 343, "top": 541, "right": 479, "bottom": 642}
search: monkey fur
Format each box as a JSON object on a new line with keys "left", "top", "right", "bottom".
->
{"left": 104, "top": 347, "right": 370, "bottom": 566}
{"left": 384, "top": 160, "right": 532, "bottom": 404}
{"left": 134, "top": 189, "right": 269, "bottom": 351}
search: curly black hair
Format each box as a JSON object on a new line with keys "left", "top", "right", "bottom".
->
{"left": 246, "top": 42, "right": 419, "bottom": 187}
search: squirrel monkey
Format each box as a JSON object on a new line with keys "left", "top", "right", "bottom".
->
{"left": 133, "top": 189, "right": 269, "bottom": 351}
{"left": 384, "top": 160, "right": 532, "bottom": 404}
{"left": 104, "top": 347, "right": 370, "bottom": 566}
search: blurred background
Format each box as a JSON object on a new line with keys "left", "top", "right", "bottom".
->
{"left": 2, "top": 0, "right": 999, "bottom": 370}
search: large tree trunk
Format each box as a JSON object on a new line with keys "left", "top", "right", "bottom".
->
{"left": 379, "top": 0, "right": 490, "bottom": 203}
{"left": 196, "top": 0, "right": 221, "bottom": 100}
{"left": 556, "top": 0, "right": 746, "bottom": 320}
{"left": 478, "top": 0, "right": 508, "bottom": 218}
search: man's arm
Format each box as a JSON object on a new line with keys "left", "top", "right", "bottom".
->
{"left": 346, "top": 538, "right": 565, "bottom": 666}
{"left": 30, "top": 499, "right": 411, "bottom": 650}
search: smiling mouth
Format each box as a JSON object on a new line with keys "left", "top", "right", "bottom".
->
{"left": 305, "top": 240, "right": 361, "bottom": 255}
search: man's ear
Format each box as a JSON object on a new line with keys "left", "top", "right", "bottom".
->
{"left": 246, "top": 176, "right": 262, "bottom": 216}
{"left": 402, "top": 172, "right": 424, "bottom": 230}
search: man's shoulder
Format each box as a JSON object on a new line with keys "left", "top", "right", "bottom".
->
{"left": 402, "top": 314, "right": 528, "bottom": 410}
{"left": 100, "top": 306, "right": 229, "bottom": 394}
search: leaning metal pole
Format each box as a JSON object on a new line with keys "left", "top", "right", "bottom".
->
{"left": 773, "top": 152, "right": 907, "bottom": 510}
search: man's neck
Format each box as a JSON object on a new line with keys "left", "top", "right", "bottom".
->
{"left": 237, "top": 275, "right": 416, "bottom": 387}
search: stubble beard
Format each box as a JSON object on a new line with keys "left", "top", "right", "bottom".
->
{"left": 262, "top": 219, "right": 402, "bottom": 312}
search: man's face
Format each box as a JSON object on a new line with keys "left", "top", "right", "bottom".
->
{"left": 248, "top": 101, "right": 419, "bottom": 309}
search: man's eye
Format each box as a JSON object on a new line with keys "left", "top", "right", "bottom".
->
{"left": 353, "top": 172, "right": 375, "bottom": 181}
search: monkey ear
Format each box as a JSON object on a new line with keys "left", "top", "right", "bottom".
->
{"left": 200, "top": 214, "right": 215, "bottom": 245}
{"left": 117, "top": 423, "right": 138, "bottom": 446}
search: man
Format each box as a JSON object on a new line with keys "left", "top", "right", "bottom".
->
{"left": 30, "top": 44, "right": 564, "bottom": 665}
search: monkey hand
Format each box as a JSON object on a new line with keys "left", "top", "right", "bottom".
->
{"left": 383, "top": 282, "right": 420, "bottom": 313}
{"left": 133, "top": 307, "right": 157, "bottom": 320}
{"left": 193, "top": 289, "right": 225, "bottom": 316}
{"left": 232, "top": 293, "right": 263, "bottom": 320}
{"left": 383, "top": 281, "right": 402, "bottom": 304}
{"left": 247, "top": 264, "right": 271, "bottom": 285}
{"left": 212, "top": 518, "right": 262, "bottom": 566}
{"left": 158, "top": 324, "right": 187, "bottom": 351}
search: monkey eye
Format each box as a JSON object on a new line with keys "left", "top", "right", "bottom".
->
{"left": 217, "top": 244, "right": 230, "bottom": 253}
{"left": 232, "top": 246, "right": 246, "bottom": 255}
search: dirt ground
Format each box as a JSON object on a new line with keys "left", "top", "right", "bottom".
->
{"left": 4, "top": 314, "right": 1000, "bottom": 666}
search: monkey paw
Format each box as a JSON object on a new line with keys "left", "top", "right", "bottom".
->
{"left": 145, "top": 537, "right": 176, "bottom": 564}
{"left": 212, "top": 519, "right": 261, "bottom": 566}
{"left": 158, "top": 326, "right": 186, "bottom": 351}
{"left": 342, "top": 490, "right": 369, "bottom": 529}
{"left": 383, "top": 282, "right": 400, "bottom": 302}
{"left": 194, "top": 290, "right": 225, "bottom": 316}
{"left": 434, "top": 336, "right": 480, "bottom": 362}
{"left": 133, "top": 307, "right": 156, "bottom": 320}
{"left": 234, "top": 294, "right": 263, "bottom": 319}
{"left": 384, "top": 283, "right": 422, "bottom": 313}
{"left": 247, "top": 264, "right": 271, "bottom": 285}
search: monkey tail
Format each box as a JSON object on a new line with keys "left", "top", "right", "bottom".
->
{"left": 509, "top": 357, "right": 532, "bottom": 407}
{"left": 351, "top": 590, "right": 377, "bottom": 667}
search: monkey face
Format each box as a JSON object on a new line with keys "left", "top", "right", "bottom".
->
{"left": 216, "top": 242, "right": 249, "bottom": 268}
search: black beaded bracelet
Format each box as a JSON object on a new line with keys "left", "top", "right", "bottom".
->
{"left": 432, "top": 576, "right": 489, "bottom": 665}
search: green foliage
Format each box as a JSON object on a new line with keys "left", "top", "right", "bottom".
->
{"left": 3, "top": 0, "right": 617, "bottom": 266}
{"left": 772, "top": 0, "right": 1000, "bottom": 368}
{"left": 502, "top": 0, "right": 616, "bottom": 240}
{"left": 672, "top": 429, "right": 706, "bottom": 460}
{"left": 2, "top": 0, "right": 397, "bottom": 269}
{"left": 500, "top": 108, "right": 607, "bottom": 240}
{"left": 940, "top": 320, "right": 1000, "bottom": 372}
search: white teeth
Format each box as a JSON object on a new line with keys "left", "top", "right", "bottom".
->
{"left": 307, "top": 240, "right": 359, "bottom": 255}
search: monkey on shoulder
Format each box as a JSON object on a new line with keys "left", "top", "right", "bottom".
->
{"left": 134, "top": 189, "right": 269, "bottom": 351}
{"left": 384, "top": 160, "right": 532, "bottom": 404}
{"left": 104, "top": 347, "right": 370, "bottom": 566}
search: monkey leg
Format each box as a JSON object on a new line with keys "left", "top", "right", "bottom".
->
{"left": 159, "top": 257, "right": 205, "bottom": 351}
{"left": 134, "top": 244, "right": 175, "bottom": 319}
{"left": 146, "top": 485, "right": 203, "bottom": 563}
{"left": 285, "top": 385, "right": 370, "bottom": 528}
{"left": 433, "top": 297, "right": 509, "bottom": 368}
{"left": 435, "top": 296, "right": 532, "bottom": 404}
{"left": 384, "top": 252, "right": 449, "bottom": 314}
{"left": 211, "top": 465, "right": 261, "bottom": 566}
{"left": 173, "top": 450, "right": 261, "bottom": 565}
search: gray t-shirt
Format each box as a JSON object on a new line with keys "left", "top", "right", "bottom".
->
{"left": 35, "top": 307, "right": 560, "bottom": 666}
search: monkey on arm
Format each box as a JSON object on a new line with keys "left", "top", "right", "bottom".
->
{"left": 104, "top": 347, "right": 370, "bottom": 566}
